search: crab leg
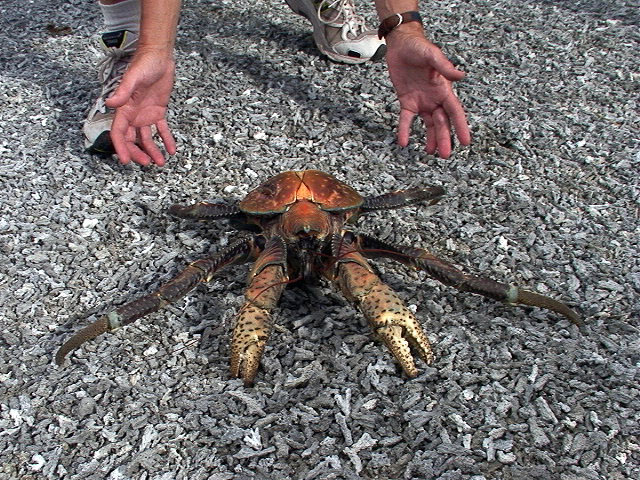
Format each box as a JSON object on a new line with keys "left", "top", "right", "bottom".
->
{"left": 168, "top": 201, "right": 242, "bottom": 220}
{"left": 230, "top": 236, "right": 288, "bottom": 385}
{"left": 361, "top": 186, "right": 444, "bottom": 212}
{"left": 328, "top": 234, "right": 433, "bottom": 378}
{"left": 356, "top": 234, "right": 581, "bottom": 326}
{"left": 56, "top": 237, "right": 255, "bottom": 365}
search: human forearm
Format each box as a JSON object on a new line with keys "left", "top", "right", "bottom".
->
{"left": 106, "top": 0, "right": 180, "bottom": 165}
{"left": 139, "top": 0, "right": 181, "bottom": 52}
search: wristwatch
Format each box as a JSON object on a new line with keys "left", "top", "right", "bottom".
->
{"left": 378, "top": 11, "right": 423, "bottom": 39}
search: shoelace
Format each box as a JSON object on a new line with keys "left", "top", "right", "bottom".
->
{"left": 316, "top": 0, "right": 368, "bottom": 40}
{"left": 95, "top": 46, "right": 134, "bottom": 113}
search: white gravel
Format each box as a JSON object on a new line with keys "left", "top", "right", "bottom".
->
{"left": 0, "top": 0, "right": 638, "bottom": 479}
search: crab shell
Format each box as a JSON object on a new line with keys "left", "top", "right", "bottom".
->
{"left": 239, "top": 170, "right": 364, "bottom": 214}
{"left": 239, "top": 170, "right": 366, "bottom": 242}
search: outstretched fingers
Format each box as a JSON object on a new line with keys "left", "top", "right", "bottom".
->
{"left": 443, "top": 96, "right": 471, "bottom": 147}
{"left": 422, "top": 113, "right": 437, "bottom": 155}
{"left": 157, "top": 119, "right": 176, "bottom": 155}
{"left": 422, "top": 108, "right": 452, "bottom": 158}
{"left": 397, "top": 109, "right": 417, "bottom": 147}
{"left": 109, "top": 116, "right": 135, "bottom": 165}
{"left": 138, "top": 125, "right": 164, "bottom": 166}
{"left": 426, "top": 45, "right": 466, "bottom": 83}
{"left": 398, "top": 102, "right": 469, "bottom": 159}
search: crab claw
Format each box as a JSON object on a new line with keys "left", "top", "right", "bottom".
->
{"left": 230, "top": 304, "right": 272, "bottom": 385}
{"left": 330, "top": 238, "right": 433, "bottom": 377}
{"left": 343, "top": 265, "right": 434, "bottom": 377}
{"left": 230, "top": 237, "right": 288, "bottom": 385}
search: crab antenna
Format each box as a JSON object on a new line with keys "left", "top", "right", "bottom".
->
{"left": 55, "top": 317, "right": 110, "bottom": 365}
{"left": 252, "top": 275, "right": 304, "bottom": 302}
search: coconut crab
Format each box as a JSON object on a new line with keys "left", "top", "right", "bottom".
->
{"left": 56, "top": 170, "right": 580, "bottom": 384}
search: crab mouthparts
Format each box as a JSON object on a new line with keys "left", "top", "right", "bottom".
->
{"left": 293, "top": 236, "right": 325, "bottom": 280}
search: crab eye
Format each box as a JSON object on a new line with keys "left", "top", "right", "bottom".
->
{"left": 255, "top": 235, "right": 267, "bottom": 250}
{"left": 342, "top": 231, "right": 356, "bottom": 243}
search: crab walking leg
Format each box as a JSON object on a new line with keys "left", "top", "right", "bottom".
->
{"left": 168, "top": 202, "right": 242, "bottom": 220}
{"left": 357, "top": 234, "right": 582, "bottom": 326}
{"left": 230, "top": 236, "right": 288, "bottom": 385}
{"left": 329, "top": 235, "right": 433, "bottom": 377}
{"left": 56, "top": 237, "right": 255, "bottom": 365}
{"left": 361, "top": 186, "right": 445, "bottom": 212}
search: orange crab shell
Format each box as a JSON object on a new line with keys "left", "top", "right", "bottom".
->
{"left": 239, "top": 170, "right": 364, "bottom": 215}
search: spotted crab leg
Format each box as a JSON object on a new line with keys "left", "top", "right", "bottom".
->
{"left": 356, "top": 234, "right": 582, "bottom": 326}
{"left": 230, "top": 236, "right": 288, "bottom": 385}
{"left": 327, "top": 234, "right": 433, "bottom": 378}
{"left": 55, "top": 236, "right": 256, "bottom": 366}
{"left": 361, "top": 186, "right": 444, "bottom": 212}
{"left": 168, "top": 201, "right": 242, "bottom": 220}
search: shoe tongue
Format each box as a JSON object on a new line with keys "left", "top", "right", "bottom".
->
{"left": 101, "top": 30, "right": 127, "bottom": 48}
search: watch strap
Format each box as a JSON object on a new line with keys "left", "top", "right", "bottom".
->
{"left": 378, "top": 11, "right": 423, "bottom": 39}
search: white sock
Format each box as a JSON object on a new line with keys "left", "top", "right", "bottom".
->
{"left": 100, "top": 0, "right": 140, "bottom": 33}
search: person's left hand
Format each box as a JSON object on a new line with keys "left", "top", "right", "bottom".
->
{"left": 106, "top": 47, "right": 177, "bottom": 166}
{"left": 385, "top": 24, "right": 471, "bottom": 158}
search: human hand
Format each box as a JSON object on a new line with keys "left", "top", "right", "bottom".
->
{"left": 385, "top": 25, "right": 471, "bottom": 158}
{"left": 106, "top": 48, "right": 177, "bottom": 167}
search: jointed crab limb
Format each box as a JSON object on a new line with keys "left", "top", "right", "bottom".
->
{"left": 56, "top": 237, "right": 255, "bottom": 366}
{"left": 230, "top": 236, "right": 288, "bottom": 385}
{"left": 329, "top": 234, "right": 433, "bottom": 377}
{"left": 357, "top": 234, "right": 581, "bottom": 326}
{"left": 361, "top": 186, "right": 445, "bottom": 212}
{"left": 168, "top": 201, "right": 242, "bottom": 220}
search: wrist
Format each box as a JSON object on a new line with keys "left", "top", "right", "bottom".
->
{"left": 136, "top": 43, "right": 173, "bottom": 54}
{"left": 378, "top": 11, "right": 423, "bottom": 40}
{"left": 139, "top": 0, "right": 180, "bottom": 51}
{"left": 133, "top": 44, "right": 175, "bottom": 65}
{"left": 375, "top": 0, "right": 418, "bottom": 20}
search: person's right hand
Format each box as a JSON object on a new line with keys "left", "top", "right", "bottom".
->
{"left": 106, "top": 47, "right": 177, "bottom": 167}
{"left": 385, "top": 24, "right": 471, "bottom": 158}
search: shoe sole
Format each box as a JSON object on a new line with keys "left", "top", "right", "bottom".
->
{"left": 86, "top": 131, "right": 115, "bottom": 156}
{"left": 285, "top": 0, "right": 385, "bottom": 64}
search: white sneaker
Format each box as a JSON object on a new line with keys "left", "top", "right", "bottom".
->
{"left": 83, "top": 30, "right": 137, "bottom": 154}
{"left": 285, "top": 0, "right": 386, "bottom": 64}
